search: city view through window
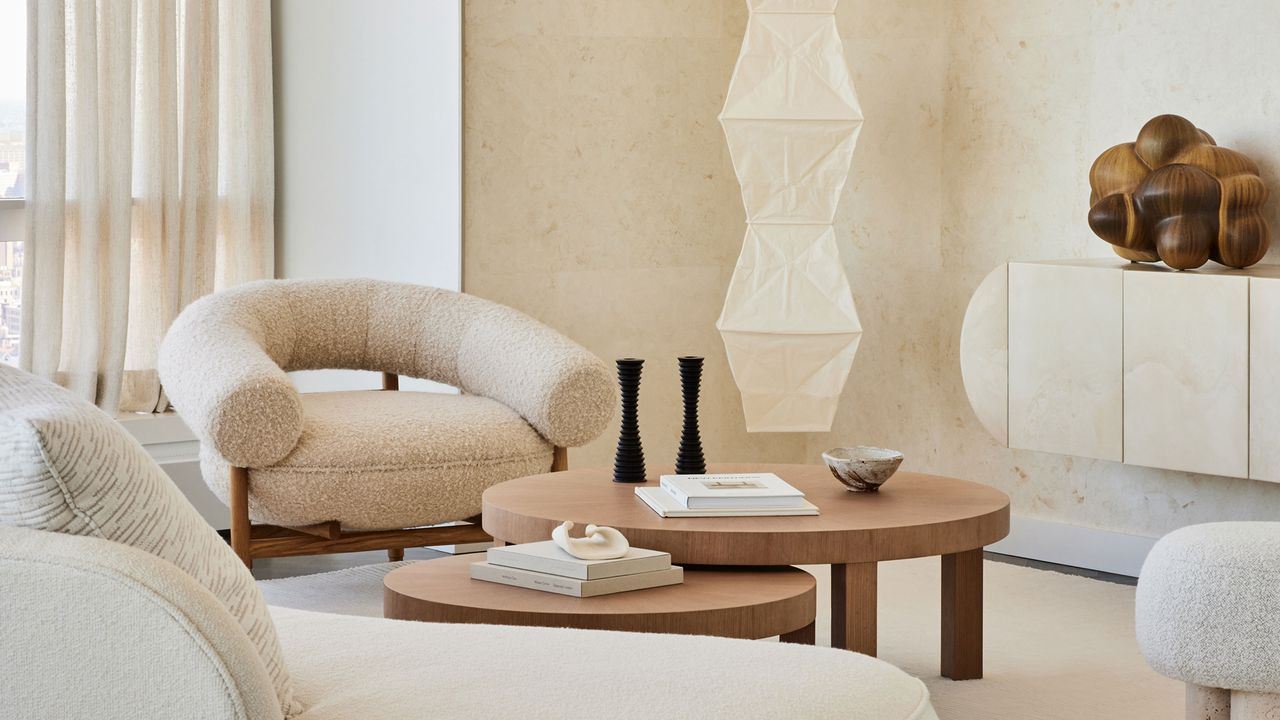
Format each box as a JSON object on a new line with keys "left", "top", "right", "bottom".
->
{"left": 0, "top": 0, "right": 26, "bottom": 366}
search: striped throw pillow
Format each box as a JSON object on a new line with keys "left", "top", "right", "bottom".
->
{"left": 0, "top": 365, "right": 298, "bottom": 718}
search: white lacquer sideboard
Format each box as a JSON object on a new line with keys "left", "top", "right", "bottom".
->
{"left": 961, "top": 258, "right": 1280, "bottom": 481}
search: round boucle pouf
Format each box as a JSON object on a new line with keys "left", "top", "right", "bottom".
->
{"left": 1136, "top": 521, "right": 1280, "bottom": 693}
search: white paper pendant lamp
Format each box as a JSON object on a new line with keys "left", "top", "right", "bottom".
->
{"left": 717, "top": 0, "right": 864, "bottom": 432}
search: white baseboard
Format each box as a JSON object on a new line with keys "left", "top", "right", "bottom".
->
{"left": 429, "top": 541, "right": 493, "bottom": 555}
{"left": 427, "top": 520, "right": 493, "bottom": 554}
{"left": 986, "top": 515, "right": 1157, "bottom": 578}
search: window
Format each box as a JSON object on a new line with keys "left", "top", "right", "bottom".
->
{"left": 0, "top": 0, "right": 24, "bottom": 366}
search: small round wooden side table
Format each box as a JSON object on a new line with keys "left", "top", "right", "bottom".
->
{"left": 482, "top": 463, "right": 1011, "bottom": 680}
{"left": 384, "top": 554, "right": 817, "bottom": 642}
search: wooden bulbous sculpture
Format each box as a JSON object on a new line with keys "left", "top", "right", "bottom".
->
{"left": 1088, "top": 114, "right": 1270, "bottom": 270}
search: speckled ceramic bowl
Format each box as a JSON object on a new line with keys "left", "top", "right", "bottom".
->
{"left": 822, "top": 446, "right": 904, "bottom": 492}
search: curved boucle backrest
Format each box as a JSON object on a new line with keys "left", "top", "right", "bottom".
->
{"left": 160, "top": 279, "right": 615, "bottom": 467}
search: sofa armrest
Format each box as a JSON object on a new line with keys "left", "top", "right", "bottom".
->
{"left": 0, "top": 527, "right": 285, "bottom": 720}
{"left": 159, "top": 299, "right": 304, "bottom": 467}
{"left": 455, "top": 303, "right": 616, "bottom": 448}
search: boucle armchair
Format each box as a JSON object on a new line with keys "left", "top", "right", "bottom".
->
{"left": 0, "top": 364, "right": 938, "bottom": 720}
{"left": 1136, "top": 522, "right": 1280, "bottom": 719}
{"left": 159, "top": 279, "right": 615, "bottom": 567}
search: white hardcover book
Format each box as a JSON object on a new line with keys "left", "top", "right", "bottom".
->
{"left": 635, "top": 486, "right": 819, "bottom": 518}
{"left": 486, "top": 541, "right": 671, "bottom": 580}
{"left": 470, "top": 562, "right": 684, "bottom": 597}
{"left": 659, "top": 473, "right": 807, "bottom": 509}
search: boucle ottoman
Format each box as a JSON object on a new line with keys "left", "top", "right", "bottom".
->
{"left": 1136, "top": 522, "right": 1280, "bottom": 719}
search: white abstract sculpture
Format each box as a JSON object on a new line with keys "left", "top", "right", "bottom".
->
{"left": 717, "top": 0, "right": 864, "bottom": 432}
{"left": 551, "top": 521, "right": 630, "bottom": 560}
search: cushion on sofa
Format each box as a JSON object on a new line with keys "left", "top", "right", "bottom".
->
{"left": 201, "top": 390, "right": 554, "bottom": 530}
{"left": 1136, "top": 521, "right": 1280, "bottom": 694}
{"left": 270, "top": 607, "right": 938, "bottom": 720}
{"left": 0, "top": 365, "right": 299, "bottom": 718}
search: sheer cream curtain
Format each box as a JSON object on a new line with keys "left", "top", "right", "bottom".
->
{"left": 21, "top": 0, "right": 273, "bottom": 413}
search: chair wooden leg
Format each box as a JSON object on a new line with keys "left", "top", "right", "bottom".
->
{"left": 552, "top": 446, "right": 568, "bottom": 472}
{"left": 229, "top": 467, "right": 253, "bottom": 569}
{"left": 388, "top": 548, "right": 405, "bottom": 562}
{"left": 382, "top": 372, "right": 399, "bottom": 391}
{"left": 250, "top": 523, "right": 492, "bottom": 558}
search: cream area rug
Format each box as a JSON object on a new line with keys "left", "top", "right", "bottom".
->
{"left": 258, "top": 557, "right": 1181, "bottom": 719}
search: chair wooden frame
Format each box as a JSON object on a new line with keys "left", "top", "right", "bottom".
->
{"left": 227, "top": 373, "right": 570, "bottom": 568}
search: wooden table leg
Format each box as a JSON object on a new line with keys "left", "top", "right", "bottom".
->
{"left": 780, "top": 621, "right": 816, "bottom": 645}
{"left": 941, "top": 548, "right": 984, "bottom": 680}
{"left": 831, "top": 562, "right": 877, "bottom": 656}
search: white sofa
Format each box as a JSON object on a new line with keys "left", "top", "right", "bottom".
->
{"left": 0, "top": 526, "right": 938, "bottom": 720}
{"left": 0, "top": 364, "right": 938, "bottom": 719}
{"left": 1136, "top": 522, "right": 1280, "bottom": 719}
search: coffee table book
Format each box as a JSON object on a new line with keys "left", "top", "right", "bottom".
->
{"left": 660, "top": 472, "right": 806, "bottom": 509}
{"left": 635, "top": 486, "right": 819, "bottom": 517}
{"left": 486, "top": 540, "right": 671, "bottom": 580}
{"left": 470, "top": 561, "right": 684, "bottom": 597}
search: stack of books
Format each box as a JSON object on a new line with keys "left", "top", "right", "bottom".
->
{"left": 470, "top": 540, "right": 683, "bottom": 597}
{"left": 635, "top": 472, "right": 820, "bottom": 517}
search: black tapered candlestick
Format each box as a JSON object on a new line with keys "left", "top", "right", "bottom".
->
{"left": 675, "top": 356, "right": 707, "bottom": 475}
{"left": 613, "top": 358, "right": 646, "bottom": 483}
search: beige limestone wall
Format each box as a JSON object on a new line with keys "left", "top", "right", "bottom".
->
{"left": 809, "top": 0, "right": 1280, "bottom": 538}
{"left": 465, "top": 0, "right": 1280, "bottom": 538}
{"left": 462, "top": 1, "right": 811, "bottom": 469}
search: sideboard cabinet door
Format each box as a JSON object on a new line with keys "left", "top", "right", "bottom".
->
{"left": 1250, "top": 277, "right": 1280, "bottom": 483}
{"left": 1008, "top": 262, "right": 1123, "bottom": 461}
{"left": 1123, "top": 271, "right": 1248, "bottom": 478}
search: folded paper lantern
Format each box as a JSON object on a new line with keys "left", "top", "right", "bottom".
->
{"left": 717, "top": 0, "right": 863, "bottom": 432}
{"left": 1088, "top": 114, "right": 1271, "bottom": 270}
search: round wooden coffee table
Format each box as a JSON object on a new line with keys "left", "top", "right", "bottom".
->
{"left": 482, "top": 463, "right": 1010, "bottom": 680}
{"left": 383, "top": 554, "right": 817, "bottom": 642}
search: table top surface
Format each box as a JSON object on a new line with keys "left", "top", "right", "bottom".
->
{"left": 482, "top": 463, "right": 1011, "bottom": 565}
{"left": 383, "top": 554, "right": 816, "bottom": 617}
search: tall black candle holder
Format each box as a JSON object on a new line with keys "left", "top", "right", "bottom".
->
{"left": 675, "top": 356, "right": 706, "bottom": 475}
{"left": 612, "top": 358, "right": 646, "bottom": 483}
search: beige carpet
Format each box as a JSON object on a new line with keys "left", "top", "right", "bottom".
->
{"left": 259, "top": 557, "right": 1181, "bottom": 719}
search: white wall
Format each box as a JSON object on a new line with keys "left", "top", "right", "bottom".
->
{"left": 273, "top": 0, "right": 461, "bottom": 393}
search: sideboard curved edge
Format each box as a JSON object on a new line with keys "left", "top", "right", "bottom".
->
{"left": 959, "top": 264, "right": 1008, "bottom": 446}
